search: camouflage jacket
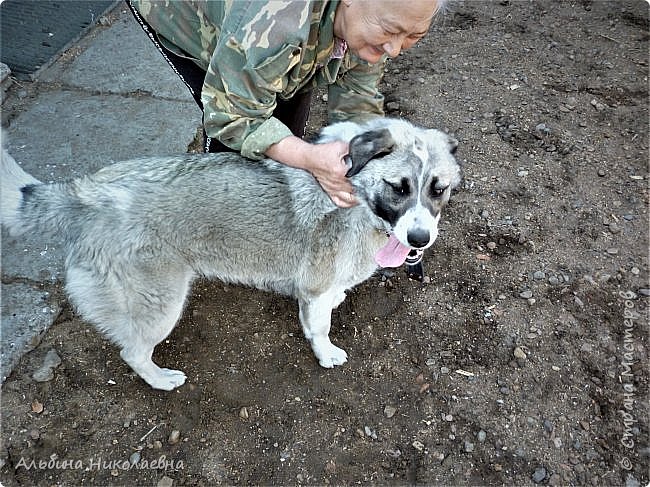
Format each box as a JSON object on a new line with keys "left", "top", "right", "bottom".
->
{"left": 132, "top": 0, "right": 387, "bottom": 159}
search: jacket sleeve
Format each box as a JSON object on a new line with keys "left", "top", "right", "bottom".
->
{"left": 200, "top": 2, "right": 311, "bottom": 160}
{"left": 327, "top": 56, "right": 387, "bottom": 124}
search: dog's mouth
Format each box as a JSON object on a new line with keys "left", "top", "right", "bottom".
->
{"left": 374, "top": 234, "right": 414, "bottom": 267}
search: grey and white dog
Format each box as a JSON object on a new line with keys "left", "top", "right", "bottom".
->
{"left": 1, "top": 118, "right": 461, "bottom": 390}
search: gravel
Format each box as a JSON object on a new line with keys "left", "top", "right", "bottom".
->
{"left": 31, "top": 349, "right": 62, "bottom": 382}
{"left": 532, "top": 466, "right": 548, "bottom": 483}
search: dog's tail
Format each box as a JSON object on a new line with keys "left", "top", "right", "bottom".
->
{"left": 0, "top": 135, "right": 56, "bottom": 237}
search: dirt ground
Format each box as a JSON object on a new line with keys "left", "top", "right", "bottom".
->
{"left": 1, "top": 1, "right": 649, "bottom": 486}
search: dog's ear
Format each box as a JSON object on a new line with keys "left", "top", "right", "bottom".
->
{"left": 345, "top": 129, "right": 395, "bottom": 177}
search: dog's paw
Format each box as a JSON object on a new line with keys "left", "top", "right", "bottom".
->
{"left": 145, "top": 368, "right": 187, "bottom": 391}
{"left": 314, "top": 341, "right": 348, "bottom": 368}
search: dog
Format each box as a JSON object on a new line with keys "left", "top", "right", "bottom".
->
{"left": 1, "top": 118, "right": 461, "bottom": 390}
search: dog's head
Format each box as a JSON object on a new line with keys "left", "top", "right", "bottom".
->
{"left": 338, "top": 119, "right": 461, "bottom": 254}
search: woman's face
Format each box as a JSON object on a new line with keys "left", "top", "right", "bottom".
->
{"left": 334, "top": 0, "right": 440, "bottom": 64}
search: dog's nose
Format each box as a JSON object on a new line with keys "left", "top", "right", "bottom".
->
{"left": 407, "top": 229, "right": 430, "bottom": 249}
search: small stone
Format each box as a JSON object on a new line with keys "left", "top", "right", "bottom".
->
{"left": 532, "top": 466, "right": 547, "bottom": 483}
{"left": 548, "top": 473, "right": 562, "bottom": 486}
{"left": 432, "top": 451, "right": 445, "bottom": 461}
{"left": 32, "top": 349, "right": 62, "bottom": 382}
{"left": 153, "top": 440, "right": 163, "bottom": 449}
{"left": 386, "top": 101, "right": 400, "bottom": 112}
{"left": 157, "top": 476, "right": 174, "bottom": 487}
{"left": 580, "top": 343, "right": 593, "bottom": 353}
{"left": 487, "top": 241, "right": 497, "bottom": 250}
{"left": 543, "top": 419, "right": 554, "bottom": 433}
{"left": 590, "top": 99, "right": 606, "bottom": 111}
{"left": 597, "top": 168, "right": 606, "bottom": 177}
{"left": 364, "top": 426, "right": 377, "bottom": 439}
{"left": 606, "top": 247, "right": 619, "bottom": 255}
{"left": 412, "top": 440, "right": 425, "bottom": 452}
{"left": 519, "top": 290, "right": 533, "bottom": 299}
{"left": 608, "top": 222, "right": 621, "bottom": 234}
{"left": 533, "top": 270, "right": 545, "bottom": 280}
{"left": 168, "top": 430, "right": 181, "bottom": 445}
{"left": 464, "top": 441, "right": 475, "bottom": 452}
{"left": 553, "top": 437, "right": 562, "bottom": 448}
{"left": 444, "top": 414, "right": 454, "bottom": 422}
{"left": 29, "top": 429, "right": 40, "bottom": 440}
{"left": 31, "top": 399, "right": 44, "bottom": 414}
{"left": 548, "top": 276, "right": 560, "bottom": 285}
{"left": 638, "top": 288, "right": 650, "bottom": 297}
{"left": 477, "top": 430, "right": 487, "bottom": 442}
{"left": 239, "top": 407, "right": 249, "bottom": 419}
{"left": 129, "top": 451, "right": 141, "bottom": 465}
{"left": 384, "top": 405, "right": 397, "bottom": 418}
{"left": 625, "top": 474, "right": 641, "bottom": 487}
{"left": 513, "top": 347, "right": 527, "bottom": 360}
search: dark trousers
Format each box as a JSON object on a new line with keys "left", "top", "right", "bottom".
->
{"left": 127, "top": 1, "right": 312, "bottom": 153}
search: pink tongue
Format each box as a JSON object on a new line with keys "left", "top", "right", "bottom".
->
{"left": 375, "top": 234, "right": 411, "bottom": 267}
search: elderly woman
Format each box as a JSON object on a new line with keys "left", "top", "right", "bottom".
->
{"left": 128, "top": 0, "right": 445, "bottom": 278}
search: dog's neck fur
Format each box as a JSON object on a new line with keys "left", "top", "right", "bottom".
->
{"left": 284, "top": 166, "right": 384, "bottom": 238}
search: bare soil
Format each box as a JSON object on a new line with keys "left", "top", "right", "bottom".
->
{"left": 1, "top": 1, "right": 649, "bottom": 486}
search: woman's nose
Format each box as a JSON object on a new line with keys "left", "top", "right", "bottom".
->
{"left": 382, "top": 36, "right": 403, "bottom": 58}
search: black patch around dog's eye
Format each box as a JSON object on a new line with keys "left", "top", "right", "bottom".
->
{"left": 386, "top": 178, "right": 411, "bottom": 196}
{"left": 430, "top": 184, "right": 448, "bottom": 198}
{"left": 21, "top": 184, "right": 36, "bottom": 197}
{"left": 372, "top": 195, "right": 399, "bottom": 226}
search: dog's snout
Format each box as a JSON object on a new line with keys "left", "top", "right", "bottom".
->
{"left": 407, "top": 229, "right": 430, "bottom": 249}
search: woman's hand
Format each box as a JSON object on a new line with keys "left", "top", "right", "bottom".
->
{"left": 265, "top": 136, "right": 359, "bottom": 208}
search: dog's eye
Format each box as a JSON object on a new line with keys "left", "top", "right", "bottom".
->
{"left": 431, "top": 185, "right": 448, "bottom": 198}
{"left": 386, "top": 178, "right": 411, "bottom": 196}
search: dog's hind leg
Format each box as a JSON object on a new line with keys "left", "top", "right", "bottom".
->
{"left": 298, "top": 291, "right": 348, "bottom": 368}
{"left": 66, "top": 264, "right": 192, "bottom": 391}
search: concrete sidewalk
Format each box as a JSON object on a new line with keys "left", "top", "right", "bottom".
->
{"left": 1, "top": 3, "right": 201, "bottom": 382}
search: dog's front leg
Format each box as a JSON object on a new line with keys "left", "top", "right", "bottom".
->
{"left": 298, "top": 292, "right": 348, "bottom": 368}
